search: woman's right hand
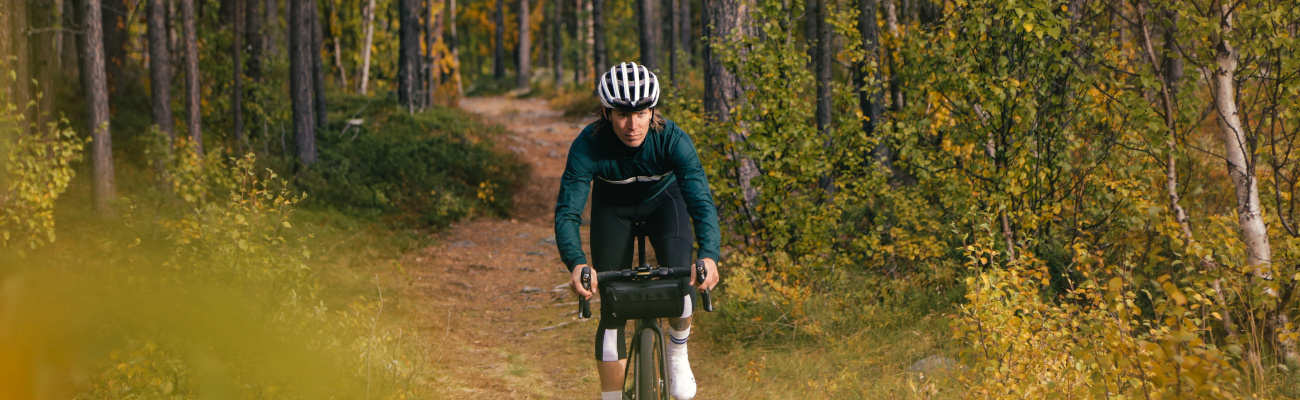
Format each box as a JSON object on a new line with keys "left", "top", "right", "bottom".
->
{"left": 570, "top": 264, "right": 596, "bottom": 299}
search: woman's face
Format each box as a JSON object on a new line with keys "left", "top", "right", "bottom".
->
{"left": 607, "top": 108, "right": 653, "bottom": 148}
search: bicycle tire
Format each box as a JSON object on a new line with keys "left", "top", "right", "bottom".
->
{"left": 636, "top": 325, "right": 661, "bottom": 399}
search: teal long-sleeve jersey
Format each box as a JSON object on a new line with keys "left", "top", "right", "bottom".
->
{"left": 554, "top": 118, "right": 721, "bottom": 271}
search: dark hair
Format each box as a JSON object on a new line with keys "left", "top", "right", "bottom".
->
{"left": 591, "top": 107, "right": 667, "bottom": 134}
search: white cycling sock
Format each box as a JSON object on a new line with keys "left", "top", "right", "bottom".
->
{"left": 666, "top": 326, "right": 696, "bottom": 399}
{"left": 668, "top": 326, "right": 690, "bottom": 349}
{"left": 601, "top": 391, "right": 621, "bottom": 400}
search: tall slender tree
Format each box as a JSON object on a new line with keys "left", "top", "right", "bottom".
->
{"left": 517, "top": 0, "right": 530, "bottom": 88}
{"left": 704, "top": 0, "right": 758, "bottom": 222}
{"left": 148, "top": 0, "right": 176, "bottom": 145}
{"left": 246, "top": 0, "right": 263, "bottom": 83}
{"left": 856, "top": 0, "right": 890, "bottom": 172}
{"left": 84, "top": 0, "right": 116, "bottom": 212}
{"left": 266, "top": 0, "right": 280, "bottom": 55}
{"left": 677, "top": 0, "right": 690, "bottom": 65}
{"left": 447, "top": 0, "right": 462, "bottom": 95}
{"left": 182, "top": 0, "right": 203, "bottom": 155}
{"left": 359, "top": 0, "right": 376, "bottom": 94}
{"left": 233, "top": 0, "right": 246, "bottom": 149}
{"left": 551, "top": 0, "right": 563, "bottom": 83}
{"left": 667, "top": 0, "right": 676, "bottom": 81}
{"left": 569, "top": 0, "right": 581, "bottom": 83}
{"left": 812, "top": 0, "right": 832, "bottom": 194}
{"left": 493, "top": 0, "right": 505, "bottom": 79}
{"left": 310, "top": 0, "right": 326, "bottom": 128}
{"left": 591, "top": 0, "right": 604, "bottom": 74}
{"left": 399, "top": 0, "right": 420, "bottom": 109}
{"left": 289, "top": 0, "right": 316, "bottom": 164}
{"left": 1208, "top": 2, "right": 1270, "bottom": 272}
{"left": 637, "top": 0, "right": 658, "bottom": 69}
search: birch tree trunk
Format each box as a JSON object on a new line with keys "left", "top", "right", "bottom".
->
{"left": 359, "top": 0, "right": 376, "bottom": 94}
{"left": 1211, "top": 3, "right": 1271, "bottom": 272}
{"left": 85, "top": 0, "right": 117, "bottom": 212}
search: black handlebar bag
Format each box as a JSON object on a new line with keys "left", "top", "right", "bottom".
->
{"left": 599, "top": 277, "right": 690, "bottom": 320}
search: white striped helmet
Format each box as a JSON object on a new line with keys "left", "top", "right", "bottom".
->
{"left": 597, "top": 62, "right": 660, "bottom": 111}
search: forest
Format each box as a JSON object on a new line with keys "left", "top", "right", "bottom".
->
{"left": 2, "top": 0, "right": 1300, "bottom": 398}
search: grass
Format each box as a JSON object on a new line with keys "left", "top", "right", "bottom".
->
{"left": 698, "top": 304, "right": 962, "bottom": 399}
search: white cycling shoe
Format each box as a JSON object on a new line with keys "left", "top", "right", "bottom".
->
{"left": 666, "top": 332, "right": 696, "bottom": 399}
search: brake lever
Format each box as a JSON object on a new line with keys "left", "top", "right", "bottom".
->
{"left": 695, "top": 260, "right": 714, "bottom": 312}
{"left": 579, "top": 267, "right": 592, "bottom": 319}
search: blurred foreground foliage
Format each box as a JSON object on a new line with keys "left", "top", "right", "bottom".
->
{"left": 0, "top": 89, "right": 536, "bottom": 397}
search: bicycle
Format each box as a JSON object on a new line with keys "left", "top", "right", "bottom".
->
{"left": 577, "top": 231, "right": 715, "bottom": 400}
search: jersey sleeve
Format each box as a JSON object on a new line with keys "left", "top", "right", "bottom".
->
{"left": 667, "top": 126, "right": 722, "bottom": 262}
{"left": 555, "top": 136, "right": 594, "bottom": 271}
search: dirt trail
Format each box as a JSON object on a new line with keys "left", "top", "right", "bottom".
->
{"left": 396, "top": 96, "right": 602, "bottom": 398}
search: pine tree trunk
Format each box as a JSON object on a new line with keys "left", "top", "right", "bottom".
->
{"left": 857, "top": 0, "right": 891, "bottom": 172}
{"left": 637, "top": 0, "right": 658, "bottom": 69}
{"left": 569, "top": 0, "right": 580, "bottom": 83}
{"left": 359, "top": 0, "right": 376, "bottom": 94}
{"left": 85, "top": 0, "right": 116, "bottom": 212}
{"left": 813, "top": 0, "right": 832, "bottom": 194}
{"left": 399, "top": 0, "right": 420, "bottom": 110}
{"left": 493, "top": 0, "right": 505, "bottom": 79}
{"left": 233, "top": 0, "right": 245, "bottom": 150}
{"left": 246, "top": 0, "right": 263, "bottom": 82}
{"left": 551, "top": 0, "right": 563, "bottom": 84}
{"left": 583, "top": 0, "right": 592, "bottom": 75}
{"left": 591, "top": 0, "right": 605, "bottom": 73}
{"left": 310, "top": 0, "right": 326, "bottom": 127}
{"left": 148, "top": 0, "right": 176, "bottom": 145}
{"left": 678, "top": 0, "right": 690, "bottom": 66}
{"left": 266, "top": 0, "right": 279, "bottom": 55}
{"left": 289, "top": 0, "right": 316, "bottom": 164}
{"left": 704, "top": 0, "right": 758, "bottom": 223}
{"left": 517, "top": 0, "right": 530, "bottom": 88}
{"left": 667, "top": 0, "right": 676, "bottom": 82}
{"left": 182, "top": 0, "right": 203, "bottom": 155}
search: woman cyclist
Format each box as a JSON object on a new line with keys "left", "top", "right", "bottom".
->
{"left": 555, "top": 61, "right": 721, "bottom": 400}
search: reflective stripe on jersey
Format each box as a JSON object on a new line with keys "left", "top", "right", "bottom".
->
{"left": 596, "top": 172, "right": 672, "bottom": 185}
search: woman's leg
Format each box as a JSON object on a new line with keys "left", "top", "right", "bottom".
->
{"left": 646, "top": 183, "right": 699, "bottom": 398}
{"left": 589, "top": 202, "right": 635, "bottom": 392}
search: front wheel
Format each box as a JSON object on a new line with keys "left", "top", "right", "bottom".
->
{"left": 631, "top": 324, "right": 668, "bottom": 399}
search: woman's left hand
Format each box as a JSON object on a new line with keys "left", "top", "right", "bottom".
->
{"left": 694, "top": 258, "right": 720, "bottom": 291}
